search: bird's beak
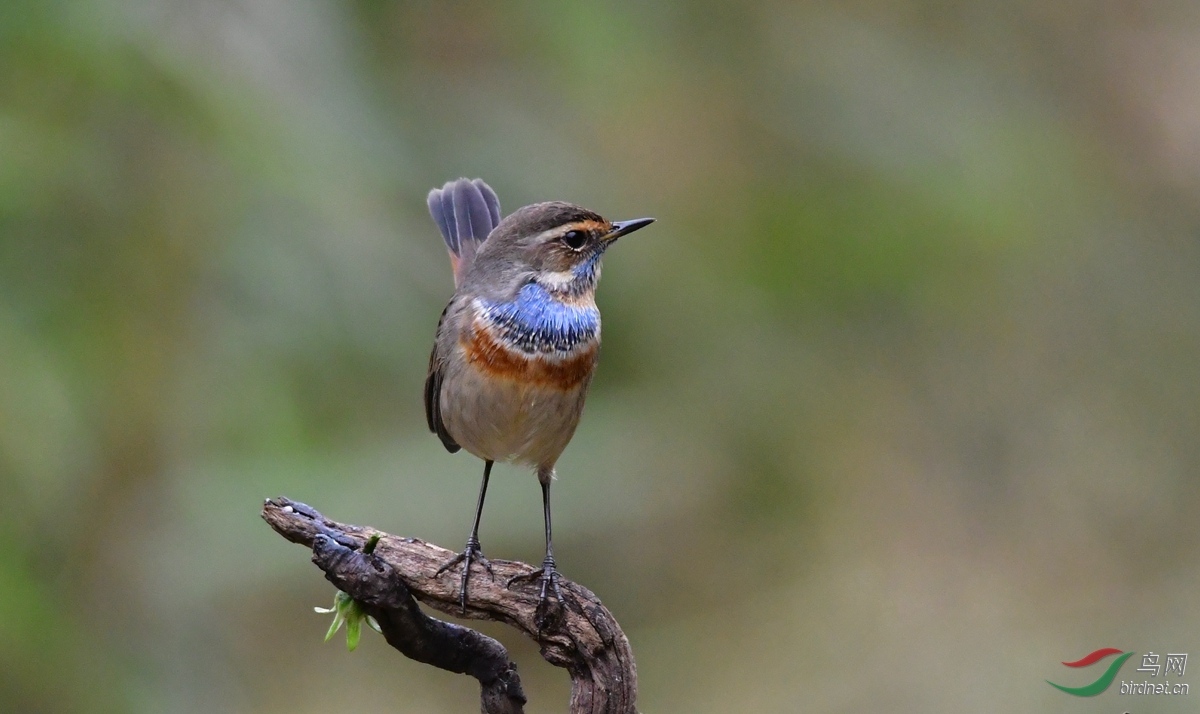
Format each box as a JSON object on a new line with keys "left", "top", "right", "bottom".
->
{"left": 603, "top": 217, "right": 656, "bottom": 243}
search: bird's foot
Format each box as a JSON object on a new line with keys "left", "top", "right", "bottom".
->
{"left": 505, "top": 554, "right": 564, "bottom": 606}
{"left": 435, "top": 536, "right": 495, "bottom": 613}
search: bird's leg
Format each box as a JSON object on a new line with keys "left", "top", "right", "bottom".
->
{"left": 436, "top": 459, "right": 496, "bottom": 612}
{"left": 506, "top": 469, "right": 564, "bottom": 604}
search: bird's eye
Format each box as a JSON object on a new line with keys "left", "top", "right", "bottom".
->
{"left": 561, "top": 230, "right": 588, "bottom": 250}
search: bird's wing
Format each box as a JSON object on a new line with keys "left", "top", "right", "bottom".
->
{"left": 426, "top": 178, "right": 502, "bottom": 287}
{"left": 424, "top": 303, "right": 461, "bottom": 453}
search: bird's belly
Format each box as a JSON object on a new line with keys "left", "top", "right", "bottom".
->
{"left": 441, "top": 332, "right": 596, "bottom": 467}
{"left": 441, "top": 365, "right": 590, "bottom": 467}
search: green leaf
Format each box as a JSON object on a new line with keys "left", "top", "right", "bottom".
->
{"left": 315, "top": 589, "right": 377, "bottom": 651}
{"left": 322, "top": 607, "right": 345, "bottom": 643}
{"left": 346, "top": 613, "right": 361, "bottom": 651}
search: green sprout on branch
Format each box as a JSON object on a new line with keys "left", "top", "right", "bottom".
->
{"left": 315, "top": 590, "right": 382, "bottom": 652}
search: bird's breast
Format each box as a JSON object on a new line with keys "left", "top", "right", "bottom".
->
{"left": 458, "top": 282, "right": 604, "bottom": 391}
{"left": 459, "top": 283, "right": 601, "bottom": 391}
{"left": 440, "top": 285, "right": 600, "bottom": 466}
{"left": 460, "top": 322, "right": 598, "bottom": 390}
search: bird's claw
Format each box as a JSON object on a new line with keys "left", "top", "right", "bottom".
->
{"left": 435, "top": 537, "right": 494, "bottom": 613}
{"left": 505, "top": 557, "right": 564, "bottom": 605}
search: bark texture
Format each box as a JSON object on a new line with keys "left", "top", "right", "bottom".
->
{"left": 262, "top": 497, "right": 637, "bottom": 714}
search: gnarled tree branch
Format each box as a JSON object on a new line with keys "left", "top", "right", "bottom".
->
{"left": 261, "top": 497, "right": 637, "bottom": 714}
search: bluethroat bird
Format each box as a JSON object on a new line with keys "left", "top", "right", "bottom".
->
{"left": 424, "top": 178, "right": 654, "bottom": 610}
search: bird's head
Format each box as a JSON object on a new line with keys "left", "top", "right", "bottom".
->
{"left": 480, "top": 202, "right": 654, "bottom": 296}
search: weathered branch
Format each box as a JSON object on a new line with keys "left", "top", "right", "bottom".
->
{"left": 262, "top": 497, "right": 637, "bottom": 714}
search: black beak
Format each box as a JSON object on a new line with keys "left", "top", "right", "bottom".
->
{"left": 603, "top": 217, "right": 656, "bottom": 242}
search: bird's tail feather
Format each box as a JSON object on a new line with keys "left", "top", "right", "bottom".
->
{"left": 427, "top": 178, "right": 501, "bottom": 286}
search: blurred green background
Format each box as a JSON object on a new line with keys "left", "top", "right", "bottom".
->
{"left": 3, "top": 1, "right": 1198, "bottom": 712}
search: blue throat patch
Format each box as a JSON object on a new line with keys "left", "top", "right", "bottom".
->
{"left": 572, "top": 251, "right": 602, "bottom": 282}
{"left": 480, "top": 283, "right": 599, "bottom": 354}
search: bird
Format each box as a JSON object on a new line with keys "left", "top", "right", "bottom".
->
{"left": 423, "top": 177, "right": 654, "bottom": 610}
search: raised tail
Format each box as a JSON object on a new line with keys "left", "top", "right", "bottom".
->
{"left": 427, "top": 178, "right": 502, "bottom": 287}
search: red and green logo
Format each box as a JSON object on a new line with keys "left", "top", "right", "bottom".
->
{"left": 1047, "top": 648, "right": 1134, "bottom": 696}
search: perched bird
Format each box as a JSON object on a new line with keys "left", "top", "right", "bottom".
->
{"left": 424, "top": 178, "right": 654, "bottom": 609}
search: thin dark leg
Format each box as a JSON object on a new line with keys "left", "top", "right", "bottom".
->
{"left": 467, "top": 459, "right": 494, "bottom": 551}
{"left": 506, "top": 475, "right": 564, "bottom": 604}
{"left": 436, "top": 460, "right": 496, "bottom": 611}
{"left": 536, "top": 478, "right": 565, "bottom": 602}
{"left": 541, "top": 479, "right": 552, "bottom": 564}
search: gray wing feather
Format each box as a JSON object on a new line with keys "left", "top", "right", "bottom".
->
{"left": 426, "top": 188, "right": 457, "bottom": 254}
{"left": 474, "top": 178, "right": 501, "bottom": 227}
{"left": 424, "top": 304, "right": 461, "bottom": 454}
{"left": 427, "top": 177, "right": 502, "bottom": 286}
